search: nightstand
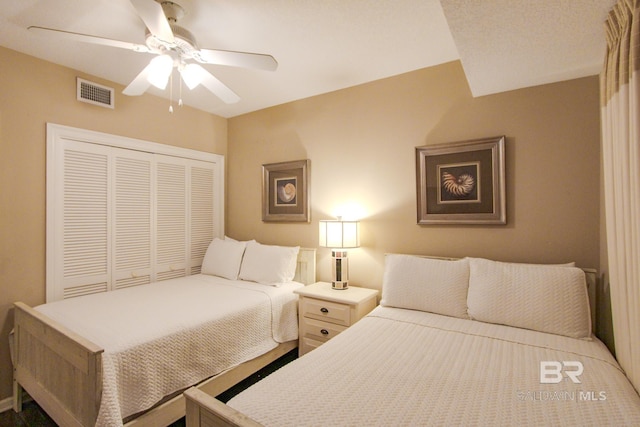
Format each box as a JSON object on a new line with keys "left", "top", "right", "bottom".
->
{"left": 294, "top": 281, "right": 378, "bottom": 356}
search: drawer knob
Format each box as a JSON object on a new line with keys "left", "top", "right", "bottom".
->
{"left": 320, "top": 307, "right": 329, "bottom": 313}
{"left": 320, "top": 329, "right": 329, "bottom": 335}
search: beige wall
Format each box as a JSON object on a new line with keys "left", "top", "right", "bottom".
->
{"left": 227, "top": 61, "right": 601, "bottom": 297}
{"left": 0, "top": 46, "right": 227, "bottom": 401}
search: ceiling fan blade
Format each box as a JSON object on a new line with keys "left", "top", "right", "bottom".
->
{"left": 122, "top": 61, "right": 154, "bottom": 96}
{"left": 197, "top": 48, "right": 278, "bottom": 71}
{"left": 197, "top": 66, "right": 240, "bottom": 104}
{"left": 28, "top": 26, "right": 150, "bottom": 53}
{"left": 130, "top": 0, "right": 174, "bottom": 44}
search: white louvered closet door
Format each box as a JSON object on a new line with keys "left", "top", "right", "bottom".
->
{"left": 113, "top": 150, "right": 153, "bottom": 290}
{"left": 155, "top": 155, "right": 188, "bottom": 281}
{"left": 153, "top": 157, "right": 218, "bottom": 279}
{"left": 49, "top": 139, "right": 111, "bottom": 301}
{"left": 190, "top": 160, "right": 217, "bottom": 274}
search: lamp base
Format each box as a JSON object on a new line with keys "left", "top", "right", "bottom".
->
{"left": 331, "top": 249, "right": 349, "bottom": 290}
{"left": 332, "top": 281, "right": 348, "bottom": 290}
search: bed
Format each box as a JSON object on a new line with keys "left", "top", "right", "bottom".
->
{"left": 184, "top": 254, "right": 640, "bottom": 426}
{"left": 12, "top": 239, "right": 316, "bottom": 427}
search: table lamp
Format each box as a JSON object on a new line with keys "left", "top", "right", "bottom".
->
{"left": 318, "top": 218, "right": 360, "bottom": 289}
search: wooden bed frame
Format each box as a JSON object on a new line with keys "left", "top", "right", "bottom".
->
{"left": 185, "top": 387, "right": 262, "bottom": 427}
{"left": 183, "top": 265, "right": 599, "bottom": 427}
{"left": 12, "top": 248, "right": 316, "bottom": 427}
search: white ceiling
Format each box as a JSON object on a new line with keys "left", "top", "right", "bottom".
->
{"left": 0, "top": 0, "right": 615, "bottom": 118}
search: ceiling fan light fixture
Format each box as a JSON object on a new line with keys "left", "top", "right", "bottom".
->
{"left": 147, "top": 54, "right": 174, "bottom": 89}
{"left": 180, "top": 63, "right": 205, "bottom": 90}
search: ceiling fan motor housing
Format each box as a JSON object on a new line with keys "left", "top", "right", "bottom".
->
{"left": 145, "top": 24, "right": 198, "bottom": 60}
{"left": 145, "top": 1, "right": 199, "bottom": 60}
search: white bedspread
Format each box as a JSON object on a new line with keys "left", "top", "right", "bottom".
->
{"left": 35, "top": 274, "right": 302, "bottom": 427}
{"left": 229, "top": 306, "right": 640, "bottom": 426}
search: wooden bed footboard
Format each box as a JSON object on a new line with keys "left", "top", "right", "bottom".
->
{"left": 13, "top": 301, "right": 104, "bottom": 427}
{"left": 185, "top": 387, "right": 262, "bottom": 427}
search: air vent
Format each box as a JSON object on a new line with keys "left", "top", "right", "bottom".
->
{"left": 77, "top": 78, "right": 115, "bottom": 108}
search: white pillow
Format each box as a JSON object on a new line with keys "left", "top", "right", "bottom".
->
{"left": 466, "top": 257, "right": 592, "bottom": 339}
{"left": 201, "top": 238, "right": 247, "bottom": 280}
{"left": 380, "top": 254, "right": 470, "bottom": 319}
{"left": 239, "top": 241, "right": 300, "bottom": 286}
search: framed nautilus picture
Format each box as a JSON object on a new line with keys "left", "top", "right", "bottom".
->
{"left": 262, "top": 159, "right": 310, "bottom": 222}
{"left": 416, "top": 136, "right": 506, "bottom": 224}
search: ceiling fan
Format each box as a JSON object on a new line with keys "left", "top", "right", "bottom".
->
{"left": 28, "top": 0, "right": 278, "bottom": 105}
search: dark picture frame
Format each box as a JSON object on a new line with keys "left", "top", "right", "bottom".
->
{"left": 262, "top": 159, "right": 310, "bottom": 222}
{"left": 416, "top": 136, "right": 506, "bottom": 225}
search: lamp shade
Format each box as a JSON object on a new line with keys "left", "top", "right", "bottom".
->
{"left": 147, "top": 54, "right": 174, "bottom": 89}
{"left": 319, "top": 220, "right": 360, "bottom": 249}
{"left": 179, "top": 63, "right": 205, "bottom": 90}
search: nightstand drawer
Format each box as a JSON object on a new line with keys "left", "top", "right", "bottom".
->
{"left": 301, "top": 297, "right": 351, "bottom": 326}
{"left": 301, "top": 317, "right": 347, "bottom": 342}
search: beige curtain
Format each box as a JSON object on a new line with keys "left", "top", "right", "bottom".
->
{"left": 602, "top": 0, "right": 640, "bottom": 393}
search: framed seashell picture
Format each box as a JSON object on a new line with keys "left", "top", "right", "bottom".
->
{"left": 262, "top": 159, "right": 310, "bottom": 222}
{"left": 416, "top": 136, "right": 506, "bottom": 225}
